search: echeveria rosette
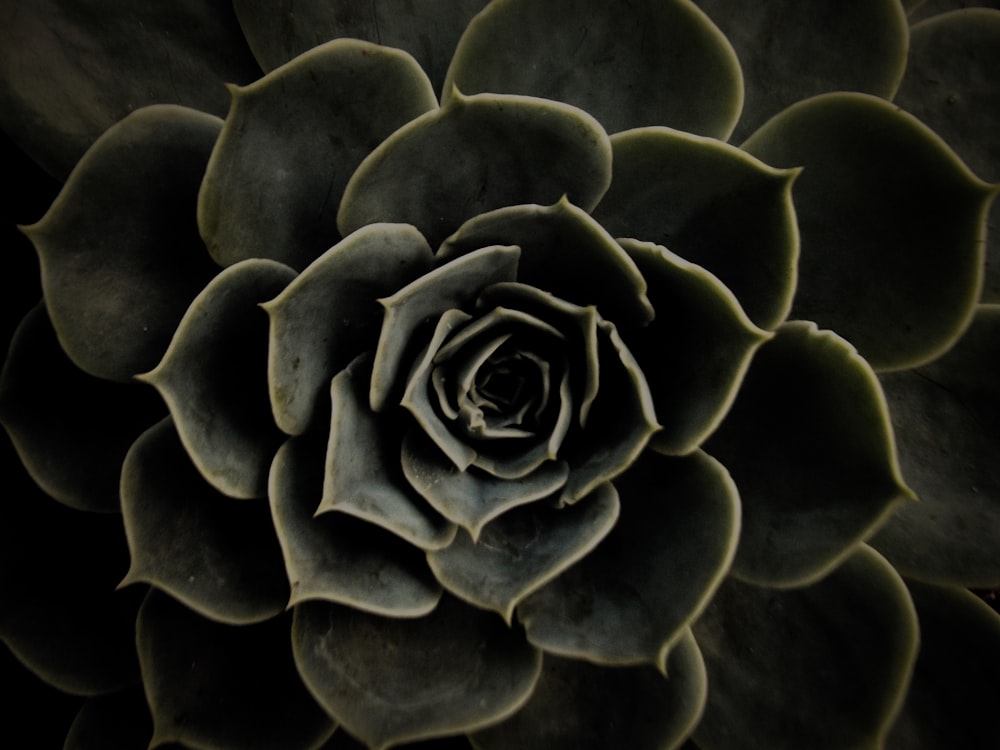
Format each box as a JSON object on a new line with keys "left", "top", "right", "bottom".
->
{"left": 1, "top": 2, "right": 999, "bottom": 750}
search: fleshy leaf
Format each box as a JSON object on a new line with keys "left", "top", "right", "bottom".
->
{"left": 338, "top": 92, "right": 613, "bottom": 249}
{"left": 438, "top": 199, "right": 654, "bottom": 328}
{"left": 592, "top": 127, "right": 799, "bottom": 330}
{"left": 445, "top": 0, "right": 742, "bottom": 139}
{"left": 371, "top": 244, "right": 520, "bottom": 412}
{"left": 518, "top": 449, "right": 739, "bottom": 670}
{"left": 319, "top": 354, "right": 458, "bottom": 551}
{"left": 64, "top": 687, "right": 152, "bottom": 750}
{"left": 23, "top": 105, "right": 223, "bottom": 382}
{"left": 232, "top": 0, "right": 489, "bottom": 94}
{"left": 264, "top": 223, "right": 434, "bottom": 435}
{"left": 198, "top": 39, "right": 438, "bottom": 270}
{"left": 137, "top": 590, "right": 334, "bottom": 750}
{"left": 886, "top": 580, "right": 1000, "bottom": 749}
{"left": 742, "top": 92, "right": 995, "bottom": 370}
{"left": 892, "top": 9, "right": 1000, "bottom": 300}
{"left": 141, "top": 259, "right": 295, "bottom": 499}
{"left": 872, "top": 305, "right": 1000, "bottom": 586}
{"left": 1, "top": 471, "right": 142, "bottom": 695}
{"left": 692, "top": 546, "right": 918, "bottom": 750}
{"left": 270, "top": 433, "right": 442, "bottom": 617}
{"left": 428, "top": 482, "right": 619, "bottom": 622}
{"left": 292, "top": 596, "right": 542, "bottom": 749}
{"left": 706, "top": 321, "right": 912, "bottom": 587}
{"left": 696, "top": 0, "right": 909, "bottom": 143}
{"left": 0, "top": 304, "right": 163, "bottom": 512}
{"left": 618, "top": 239, "right": 769, "bottom": 454}
{"left": 0, "top": 0, "right": 260, "bottom": 178}
{"left": 402, "top": 428, "right": 570, "bottom": 539}
{"left": 120, "top": 418, "right": 288, "bottom": 625}
{"left": 471, "top": 630, "right": 706, "bottom": 750}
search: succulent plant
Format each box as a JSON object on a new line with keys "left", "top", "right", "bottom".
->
{"left": 2, "top": 1, "right": 1000, "bottom": 748}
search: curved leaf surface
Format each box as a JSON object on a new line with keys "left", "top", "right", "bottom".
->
{"left": 293, "top": 597, "right": 542, "bottom": 749}
{"left": 706, "top": 321, "right": 912, "bottom": 587}
{"left": 141, "top": 259, "right": 295, "bottom": 499}
{"left": 199, "top": 39, "right": 437, "bottom": 270}
{"left": 743, "top": 92, "right": 995, "bottom": 370}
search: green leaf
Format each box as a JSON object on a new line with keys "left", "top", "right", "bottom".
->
{"left": 618, "top": 239, "right": 769, "bottom": 455}
{"left": 270, "top": 433, "right": 442, "bottom": 617}
{"left": 120, "top": 418, "right": 288, "bottom": 625}
{"left": 471, "top": 630, "right": 706, "bottom": 750}
{"left": 428, "top": 482, "right": 619, "bottom": 622}
{"left": 232, "top": 0, "right": 490, "bottom": 95}
{"left": 592, "top": 127, "right": 799, "bottom": 330}
{"left": 518, "top": 449, "right": 739, "bottom": 670}
{"left": 264, "top": 223, "right": 434, "bottom": 436}
{"left": 64, "top": 687, "right": 152, "bottom": 750}
{"left": 338, "top": 92, "right": 613, "bottom": 249}
{"left": 706, "top": 321, "right": 912, "bottom": 587}
{"left": 872, "top": 305, "right": 1000, "bottom": 586}
{"left": 401, "top": 426, "right": 571, "bottom": 539}
{"left": 319, "top": 354, "right": 458, "bottom": 551}
{"left": 886, "top": 580, "right": 1000, "bottom": 749}
{"left": 141, "top": 259, "right": 295, "bottom": 500}
{"left": 892, "top": 9, "right": 1000, "bottom": 301}
{"left": 1, "top": 484, "right": 142, "bottom": 696}
{"left": 0, "top": 0, "right": 260, "bottom": 178}
{"left": 198, "top": 39, "right": 438, "bottom": 270}
{"left": 438, "top": 199, "right": 654, "bottom": 328}
{"left": 371, "top": 244, "right": 520, "bottom": 412}
{"left": 137, "top": 590, "right": 334, "bottom": 750}
{"left": 695, "top": 0, "right": 909, "bottom": 143}
{"left": 23, "top": 105, "right": 223, "bottom": 382}
{"left": 445, "top": 0, "right": 743, "bottom": 139}
{"left": 742, "top": 92, "right": 995, "bottom": 370}
{"left": 292, "top": 597, "right": 542, "bottom": 749}
{"left": 692, "top": 546, "right": 919, "bottom": 750}
{"left": 0, "top": 304, "right": 162, "bottom": 513}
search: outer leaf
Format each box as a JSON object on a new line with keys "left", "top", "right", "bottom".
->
{"left": 264, "top": 223, "right": 434, "bottom": 435}
{"left": 692, "top": 546, "right": 919, "bottom": 750}
{"left": 141, "top": 259, "right": 295, "bottom": 499}
{"left": 872, "top": 305, "right": 1000, "bottom": 586}
{"left": 518, "top": 449, "right": 739, "bottom": 670}
{"left": 445, "top": 0, "right": 742, "bottom": 139}
{"left": 198, "top": 40, "right": 438, "bottom": 270}
{"left": 428, "top": 482, "right": 619, "bottom": 622}
{"left": 270, "top": 433, "right": 442, "bottom": 617}
{"left": 892, "top": 9, "right": 1000, "bottom": 300}
{"left": 438, "top": 199, "right": 654, "bottom": 328}
{"left": 320, "top": 354, "right": 458, "bottom": 550}
{"left": 401, "top": 428, "right": 570, "bottom": 539}
{"left": 742, "top": 92, "right": 995, "bottom": 370}
{"left": 0, "top": 304, "right": 162, "bottom": 512}
{"left": 23, "top": 105, "right": 223, "bottom": 382}
{"left": 137, "top": 590, "right": 334, "bottom": 750}
{"left": 120, "top": 418, "right": 288, "bottom": 625}
{"left": 292, "top": 597, "right": 542, "bottom": 749}
{"left": 618, "top": 238, "right": 769, "bottom": 455}
{"left": 695, "top": 0, "right": 909, "bottom": 143}
{"left": 232, "top": 0, "right": 489, "bottom": 94}
{"left": 64, "top": 687, "right": 152, "bottom": 750}
{"left": 592, "top": 127, "right": 799, "bottom": 330}
{"left": 886, "top": 580, "right": 1000, "bottom": 749}
{"left": 338, "top": 91, "right": 613, "bottom": 249}
{"left": 471, "top": 630, "right": 706, "bottom": 750}
{"left": 0, "top": 0, "right": 260, "bottom": 178}
{"left": 1, "top": 471, "right": 142, "bottom": 696}
{"left": 706, "top": 321, "right": 913, "bottom": 587}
